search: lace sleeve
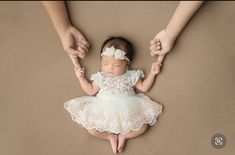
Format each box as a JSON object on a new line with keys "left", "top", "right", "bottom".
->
{"left": 90, "top": 72, "right": 101, "bottom": 86}
{"left": 130, "top": 69, "right": 145, "bottom": 86}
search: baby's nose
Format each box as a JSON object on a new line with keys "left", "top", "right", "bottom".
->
{"left": 108, "top": 64, "right": 114, "bottom": 70}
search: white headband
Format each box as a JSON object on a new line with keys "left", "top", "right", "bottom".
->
{"left": 101, "top": 46, "right": 130, "bottom": 62}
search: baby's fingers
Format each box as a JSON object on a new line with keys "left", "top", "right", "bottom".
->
{"left": 74, "top": 65, "right": 81, "bottom": 70}
{"left": 75, "top": 67, "right": 85, "bottom": 73}
{"left": 153, "top": 64, "right": 161, "bottom": 71}
{"left": 152, "top": 62, "right": 162, "bottom": 67}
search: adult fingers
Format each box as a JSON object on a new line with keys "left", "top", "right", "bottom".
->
{"left": 150, "top": 38, "right": 160, "bottom": 45}
{"left": 153, "top": 37, "right": 160, "bottom": 43}
{"left": 150, "top": 50, "right": 161, "bottom": 56}
{"left": 149, "top": 45, "right": 154, "bottom": 51}
{"left": 67, "top": 47, "right": 80, "bottom": 57}
{"left": 77, "top": 46, "right": 86, "bottom": 58}
{"left": 78, "top": 42, "right": 89, "bottom": 53}
{"left": 77, "top": 40, "right": 90, "bottom": 58}
{"left": 150, "top": 42, "right": 161, "bottom": 50}
{"left": 150, "top": 39, "right": 155, "bottom": 45}
{"left": 149, "top": 45, "right": 161, "bottom": 53}
{"left": 154, "top": 41, "right": 161, "bottom": 46}
{"left": 80, "top": 38, "right": 90, "bottom": 48}
{"left": 154, "top": 45, "right": 161, "bottom": 51}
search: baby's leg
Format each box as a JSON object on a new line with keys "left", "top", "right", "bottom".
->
{"left": 117, "top": 123, "right": 149, "bottom": 152}
{"left": 125, "top": 123, "right": 149, "bottom": 139}
{"left": 87, "top": 128, "right": 111, "bottom": 139}
{"left": 87, "top": 129, "right": 118, "bottom": 154}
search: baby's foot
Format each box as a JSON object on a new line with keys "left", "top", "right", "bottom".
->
{"left": 118, "top": 134, "right": 127, "bottom": 153}
{"left": 107, "top": 134, "right": 118, "bottom": 154}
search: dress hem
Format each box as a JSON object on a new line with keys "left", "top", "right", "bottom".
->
{"left": 66, "top": 108, "right": 162, "bottom": 135}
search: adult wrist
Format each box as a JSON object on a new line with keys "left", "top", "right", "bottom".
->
{"left": 165, "top": 26, "right": 177, "bottom": 42}
{"left": 57, "top": 22, "right": 72, "bottom": 39}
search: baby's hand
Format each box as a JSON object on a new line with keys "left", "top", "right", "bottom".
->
{"left": 150, "top": 62, "right": 162, "bottom": 75}
{"left": 74, "top": 67, "right": 85, "bottom": 80}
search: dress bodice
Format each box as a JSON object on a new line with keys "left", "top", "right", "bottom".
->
{"left": 90, "top": 69, "right": 145, "bottom": 96}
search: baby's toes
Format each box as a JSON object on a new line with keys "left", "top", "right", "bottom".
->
{"left": 118, "top": 134, "right": 127, "bottom": 152}
{"left": 108, "top": 134, "right": 118, "bottom": 154}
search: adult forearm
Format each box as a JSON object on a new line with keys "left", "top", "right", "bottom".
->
{"left": 166, "top": 1, "right": 204, "bottom": 40}
{"left": 42, "top": 1, "right": 71, "bottom": 38}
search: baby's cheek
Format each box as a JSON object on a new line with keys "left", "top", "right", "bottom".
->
{"left": 118, "top": 68, "right": 126, "bottom": 74}
{"left": 101, "top": 65, "right": 106, "bottom": 71}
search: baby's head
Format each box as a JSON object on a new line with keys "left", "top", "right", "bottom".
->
{"left": 100, "top": 36, "right": 134, "bottom": 77}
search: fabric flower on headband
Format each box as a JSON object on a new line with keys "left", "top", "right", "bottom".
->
{"left": 101, "top": 46, "right": 130, "bottom": 62}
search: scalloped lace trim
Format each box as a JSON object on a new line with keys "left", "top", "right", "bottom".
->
{"left": 64, "top": 98, "right": 162, "bottom": 135}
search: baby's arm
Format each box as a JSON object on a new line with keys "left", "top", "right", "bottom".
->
{"left": 135, "top": 62, "right": 161, "bottom": 92}
{"left": 75, "top": 68, "right": 100, "bottom": 95}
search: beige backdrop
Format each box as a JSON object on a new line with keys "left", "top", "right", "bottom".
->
{"left": 0, "top": 1, "right": 234, "bottom": 155}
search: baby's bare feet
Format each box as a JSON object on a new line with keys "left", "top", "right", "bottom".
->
{"left": 107, "top": 133, "right": 118, "bottom": 154}
{"left": 118, "top": 134, "right": 127, "bottom": 153}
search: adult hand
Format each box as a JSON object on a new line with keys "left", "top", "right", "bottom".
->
{"left": 42, "top": 1, "right": 90, "bottom": 69}
{"left": 149, "top": 29, "right": 175, "bottom": 57}
{"left": 60, "top": 25, "right": 90, "bottom": 68}
{"left": 149, "top": 1, "right": 204, "bottom": 60}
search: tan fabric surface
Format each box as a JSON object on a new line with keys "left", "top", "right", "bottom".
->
{"left": 0, "top": 1, "right": 234, "bottom": 155}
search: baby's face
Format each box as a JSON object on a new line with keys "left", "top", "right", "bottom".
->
{"left": 101, "top": 55, "right": 128, "bottom": 77}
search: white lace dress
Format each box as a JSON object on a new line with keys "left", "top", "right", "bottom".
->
{"left": 64, "top": 69, "right": 163, "bottom": 135}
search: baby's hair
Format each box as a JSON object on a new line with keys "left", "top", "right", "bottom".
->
{"left": 100, "top": 36, "right": 134, "bottom": 62}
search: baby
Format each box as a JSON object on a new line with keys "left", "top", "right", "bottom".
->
{"left": 64, "top": 36, "right": 163, "bottom": 154}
